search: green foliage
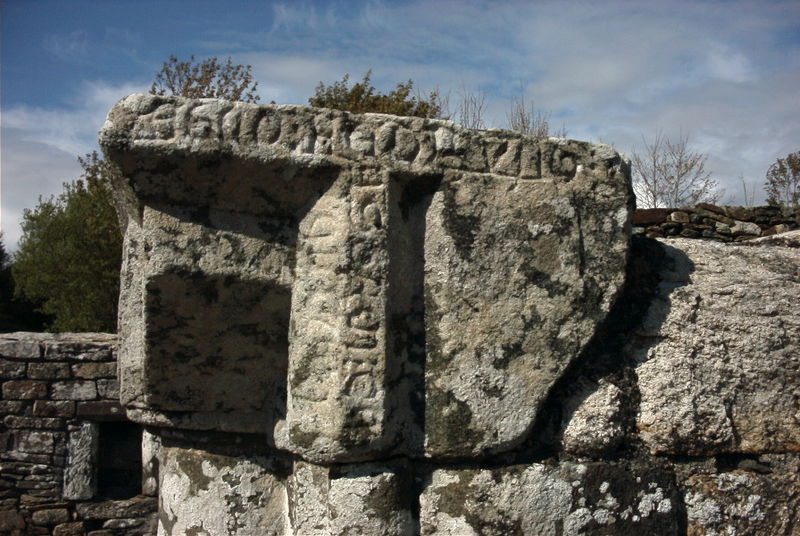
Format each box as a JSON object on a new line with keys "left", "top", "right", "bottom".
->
{"left": 309, "top": 70, "right": 445, "bottom": 118}
{"left": 765, "top": 151, "right": 800, "bottom": 207}
{"left": 150, "top": 55, "right": 260, "bottom": 103}
{"left": 12, "top": 152, "right": 122, "bottom": 332}
{"left": 0, "top": 234, "right": 47, "bottom": 332}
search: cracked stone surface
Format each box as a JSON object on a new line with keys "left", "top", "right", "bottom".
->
{"left": 632, "top": 238, "right": 800, "bottom": 456}
{"left": 100, "top": 93, "right": 634, "bottom": 462}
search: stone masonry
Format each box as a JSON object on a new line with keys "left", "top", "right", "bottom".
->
{"left": 0, "top": 333, "right": 156, "bottom": 536}
{"left": 93, "top": 94, "right": 800, "bottom": 535}
{"left": 3, "top": 94, "right": 797, "bottom": 535}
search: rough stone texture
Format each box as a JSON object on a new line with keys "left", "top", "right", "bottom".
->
{"left": 561, "top": 379, "right": 625, "bottom": 457}
{"left": 288, "top": 460, "right": 414, "bottom": 536}
{"left": 420, "top": 461, "right": 680, "bottom": 535}
{"left": 681, "top": 454, "right": 800, "bottom": 536}
{"left": 633, "top": 238, "right": 800, "bottom": 455}
{"left": 63, "top": 421, "right": 98, "bottom": 500}
{"left": 745, "top": 228, "right": 800, "bottom": 248}
{"left": 76, "top": 496, "right": 157, "bottom": 519}
{"left": 158, "top": 445, "right": 286, "bottom": 536}
{"left": 100, "top": 94, "right": 633, "bottom": 463}
{"left": 141, "top": 428, "right": 160, "bottom": 497}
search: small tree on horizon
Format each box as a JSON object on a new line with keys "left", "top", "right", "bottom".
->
{"left": 150, "top": 55, "right": 260, "bottom": 103}
{"left": 764, "top": 151, "right": 800, "bottom": 208}
{"left": 309, "top": 70, "right": 446, "bottom": 119}
{"left": 631, "top": 131, "right": 721, "bottom": 209}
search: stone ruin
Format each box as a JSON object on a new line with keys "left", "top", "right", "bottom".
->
{"left": 2, "top": 93, "right": 798, "bottom": 535}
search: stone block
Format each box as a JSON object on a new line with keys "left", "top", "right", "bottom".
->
{"left": 634, "top": 238, "right": 800, "bottom": 455}
{"left": 0, "top": 400, "right": 25, "bottom": 414}
{"left": 141, "top": 428, "right": 160, "bottom": 497}
{"left": 53, "top": 521, "right": 85, "bottom": 536}
{"left": 33, "top": 400, "right": 75, "bottom": 418}
{"left": 288, "top": 460, "right": 414, "bottom": 536}
{"left": 561, "top": 379, "right": 625, "bottom": 456}
{"left": 669, "top": 210, "right": 690, "bottom": 223}
{"left": 0, "top": 359, "right": 26, "bottom": 379}
{"left": 4, "top": 416, "right": 63, "bottom": 429}
{"left": 0, "top": 509, "right": 26, "bottom": 530}
{"left": 730, "top": 220, "right": 761, "bottom": 236}
{"left": 31, "top": 507, "right": 70, "bottom": 525}
{"left": 157, "top": 445, "right": 285, "bottom": 535}
{"left": 27, "top": 362, "right": 71, "bottom": 379}
{"left": 76, "top": 496, "right": 157, "bottom": 520}
{"left": 682, "top": 454, "right": 800, "bottom": 536}
{"left": 51, "top": 380, "right": 97, "bottom": 400}
{"left": 15, "top": 430, "right": 55, "bottom": 454}
{"left": 43, "top": 336, "right": 116, "bottom": 362}
{"left": 3, "top": 380, "right": 47, "bottom": 399}
{"left": 63, "top": 421, "right": 98, "bottom": 500}
{"left": 76, "top": 401, "right": 124, "bottom": 419}
{"left": 96, "top": 378, "right": 119, "bottom": 399}
{"left": 71, "top": 362, "right": 117, "bottom": 379}
{"left": 0, "top": 337, "right": 41, "bottom": 359}
{"left": 420, "top": 461, "right": 679, "bottom": 535}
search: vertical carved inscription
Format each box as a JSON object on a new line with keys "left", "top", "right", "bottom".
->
{"left": 286, "top": 175, "right": 392, "bottom": 462}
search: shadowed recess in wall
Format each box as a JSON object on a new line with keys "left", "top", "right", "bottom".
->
{"left": 143, "top": 272, "right": 290, "bottom": 439}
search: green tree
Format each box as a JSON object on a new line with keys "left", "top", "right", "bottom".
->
{"left": 0, "top": 233, "right": 47, "bottom": 332}
{"left": 13, "top": 152, "right": 122, "bottom": 332}
{"left": 150, "top": 55, "right": 260, "bottom": 103}
{"left": 12, "top": 56, "right": 265, "bottom": 332}
{"left": 765, "top": 151, "right": 800, "bottom": 208}
{"left": 309, "top": 70, "right": 445, "bottom": 118}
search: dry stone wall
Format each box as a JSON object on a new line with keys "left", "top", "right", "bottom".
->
{"left": 633, "top": 203, "right": 799, "bottom": 241}
{"left": 0, "top": 333, "right": 156, "bottom": 536}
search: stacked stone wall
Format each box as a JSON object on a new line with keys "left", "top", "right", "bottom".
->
{"left": 633, "top": 203, "right": 799, "bottom": 241}
{"left": 0, "top": 333, "right": 156, "bottom": 536}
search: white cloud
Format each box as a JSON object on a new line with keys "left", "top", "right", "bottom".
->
{"left": 1, "top": 79, "right": 145, "bottom": 250}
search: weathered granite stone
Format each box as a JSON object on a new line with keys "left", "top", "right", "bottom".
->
{"left": 746, "top": 228, "right": 800, "bottom": 248}
{"left": 76, "top": 496, "right": 157, "bottom": 519}
{"left": 682, "top": 454, "right": 800, "bottom": 536}
{"left": 141, "top": 428, "right": 160, "bottom": 496}
{"left": 32, "top": 400, "right": 75, "bottom": 418}
{"left": 53, "top": 522, "right": 85, "bottom": 536}
{"left": 27, "top": 363, "right": 71, "bottom": 380}
{"left": 633, "top": 238, "right": 800, "bottom": 455}
{"left": 31, "top": 507, "right": 70, "bottom": 525}
{"left": 561, "top": 379, "right": 625, "bottom": 457}
{"left": 63, "top": 421, "right": 97, "bottom": 500}
{"left": 287, "top": 460, "right": 414, "bottom": 536}
{"left": 420, "top": 461, "right": 679, "bottom": 535}
{"left": 15, "top": 430, "right": 55, "bottom": 454}
{"left": 51, "top": 381, "right": 97, "bottom": 401}
{"left": 0, "top": 359, "right": 27, "bottom": 379}
{"left": 158, "top": 445, "right": 286, "bottom": 536}
{"left": 3, "top": 380, "right": 47, "bottom": 399}
{"left": 100, "top": 94, "right": 633, "bottom": 462}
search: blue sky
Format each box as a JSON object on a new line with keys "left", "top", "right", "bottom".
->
{"left": 2, "top": 0, "right": 799, "bottom": 249}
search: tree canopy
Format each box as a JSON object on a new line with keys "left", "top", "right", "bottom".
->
{"left": 12, "top": 152, "right": 122, "bottom": 332}
{"left": 308, "top": 71, "right": 446, "bottom": 119}
{"left": 765, "top": 151, "right": 799, "bottom": 208}
{"left": 150, "top": 55, "right": 260, "bottom": 103}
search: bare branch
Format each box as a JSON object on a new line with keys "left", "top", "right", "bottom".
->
{"left": 631, "top": 131, "right": 721, "bottom": 208}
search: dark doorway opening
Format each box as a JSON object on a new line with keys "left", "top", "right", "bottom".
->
{"left": 97, "top": 422, "right": 142, "bottom": 499}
